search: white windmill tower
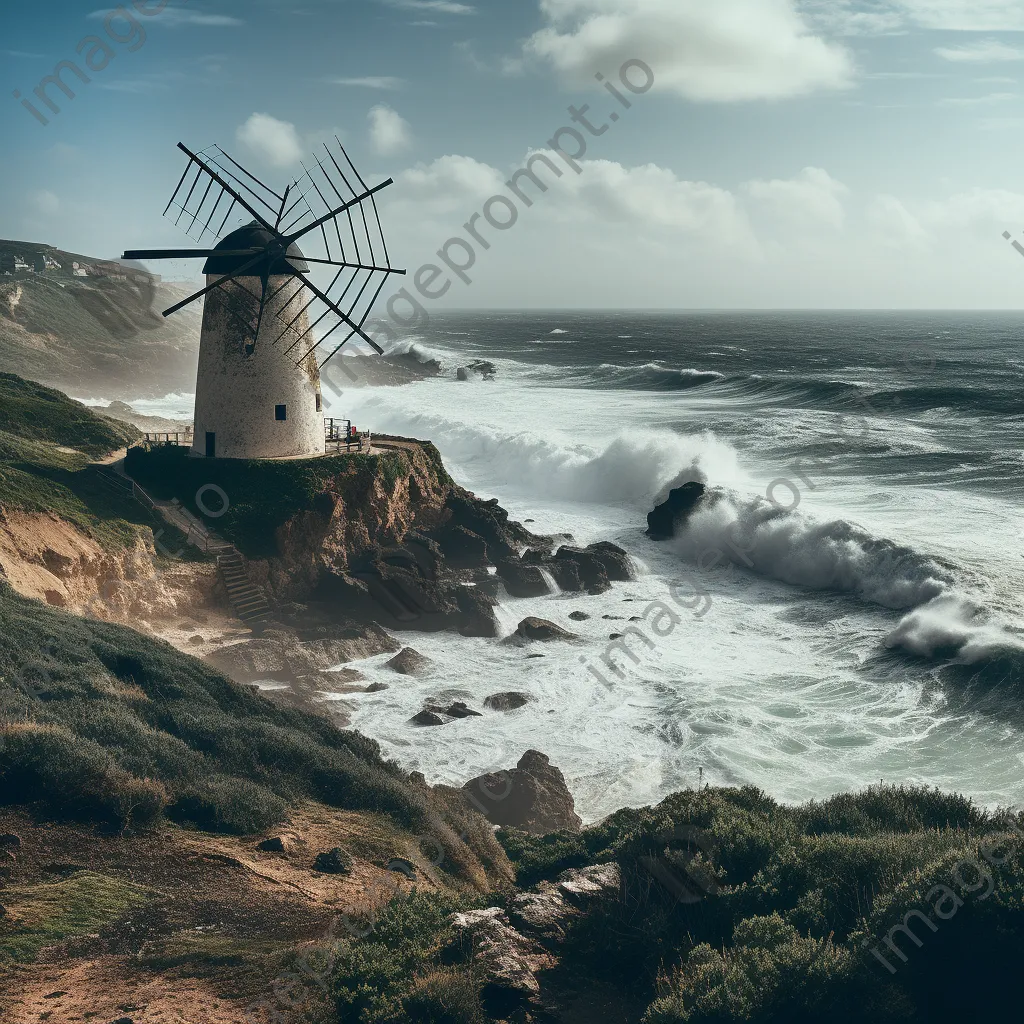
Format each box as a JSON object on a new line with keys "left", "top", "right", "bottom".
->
{"left": 124, "top": 141, "right": 404, "bottom": 459}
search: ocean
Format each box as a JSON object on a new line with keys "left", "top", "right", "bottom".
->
{"left": 132, "top": 311, "right": 1024, "bottom": 821}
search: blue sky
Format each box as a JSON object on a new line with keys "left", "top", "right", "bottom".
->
{"left": 4, "top": 0, "right": 1024, "bottom": 307}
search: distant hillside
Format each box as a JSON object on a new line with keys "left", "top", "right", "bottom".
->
{"left": 0, "top": 239, "right": 201, "bottom": 401}
{"left": 0, "top": 373, "right": 139, "bottom": 457}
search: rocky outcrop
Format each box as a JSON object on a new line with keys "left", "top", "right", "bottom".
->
{"left": 449, "top": 907, "right": 550, "bottom": 1015}
{"left": 647, "top": 481, "right": 706, "bottom": 540}
{"left": 204, "top": 626, "right": 398, "bottom": 687}
{"left": 386, "top": 647, "right": 430, "bottom": 676}
{"left": 508, "top": 863, "right": 621, "bottom": 944}
{"left": 513, "top": 618, "right": 577, "bottom": 643}
{"left": 463, "top": 750, "right": 582, "bottom": 835}
{"left": 484, "top": 692, "right": 532, "bottom": 712}
{"left": 496, "top": 558, "right": 552, "bottom": 598}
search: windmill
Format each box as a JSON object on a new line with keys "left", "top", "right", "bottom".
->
{"left": 122, "top": 140, "right": 405, "bottom": 460}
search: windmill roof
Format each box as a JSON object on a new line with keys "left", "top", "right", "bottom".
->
{"left": 203, "top": 222, "right": 309, "bottom": 275}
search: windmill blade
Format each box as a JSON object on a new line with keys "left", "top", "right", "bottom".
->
{"left": 163, "top": 143, "right": 279, "bottom": 244}
{"left": 161, "top": 249, "right": 271, "bottom": 317}
{"left": 263, "top": 137, "right": 402, "bottom": 368}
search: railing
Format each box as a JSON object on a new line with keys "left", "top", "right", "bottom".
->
{"left": 143, "top": 431, "right": 193, "bottom": 446}
{"left": 325, "top": 418, "right": 369, "bottom": 453}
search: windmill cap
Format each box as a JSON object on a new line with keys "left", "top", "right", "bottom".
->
{"left": 203, "top": 222, "right": 309, "bottom": 275}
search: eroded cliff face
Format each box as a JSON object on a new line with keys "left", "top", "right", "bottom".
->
{"left": 250, "top": 441, "right": 458, "bottom": 604}
{"left": 0, "top": 508, "right": 215, "bottom": 624}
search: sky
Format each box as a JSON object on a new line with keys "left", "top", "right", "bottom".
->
{"left": 4, "top": 0, "right": 1024, "bottom": 308}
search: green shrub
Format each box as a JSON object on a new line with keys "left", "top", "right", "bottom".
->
{"left": 330, "top": 891, "right": 481, "bottom": 1024}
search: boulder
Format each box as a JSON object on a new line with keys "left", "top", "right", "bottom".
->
{"left": 514, "top": 617, "right": 577, "bottom": 643}
{"left": 553, "top": 547, "right": 611, "bottom": 594}
{"left": 463, "top": 750, "right": 582, "bottom": 835}
{"left": 386, "top": 647, "right": 430, "bottom": 676}
{"left": 568, "top": 611, "right": 590, "bottom": 622}
{"left": 547, "top": 559, "right": 582, "bottom": 593}
{"left": 508, "top": 863, "right": 621, "bottom": 944}
{"left": 364, "top": 681, "right": 389, "bottom": 693}
{"left": 450, "top": 907, "right": 545, "bottom": 1014}
{"left": 496, "top": 559, "right": 552, "bottom": 598}
{"left": 647, "top": 481, "right": 707, "bottom": 540}
{"left": 410, "top": 710, "right": 447, "bottom": 727}
{"left": 456, "top": 366, "right": 471, "bottom": 381}
{"left": 313, "top": 847, "right": 353, "bottom": 874}
{"left": 446, "top": 702, "right": 483, "bottom": 719}
{"left": 437, "top": 525, "right": 489, "bottom": 568}
{"left": 257, "top": 837, "right": 289, "bottom": 853}
{"left": 584, "top": 541, "right": 634, "bottom": 582}
{"left": 484, "top": 692, "right": 532, "bottom": 712}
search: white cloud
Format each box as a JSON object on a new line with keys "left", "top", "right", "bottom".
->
{"left": 380, "top": 0, "right": 475, "bottom": 14}
{"left": 236, "top": 113, "right": 304, "bottom": 168}
{"left": 744, "top": 167, "right": 850, "bottom": 228}
{"left": 940, "top": 90, "right": 1018, "bottom": 105}
{"left": 369, "top": 104, "right": 413, "bottom": 155}
{"left": 936, "top": 40, "right": 1024, "bottom": 62}
{"left": 868, "top": 194, "right": 930, "bottom": 250}
{"left": 524, "top": 0, "right": 855, "bottom": 102}
{"left": 328, "top": 76, "right": 404, "bottom": 89}
{"left": 892, "top": 0, "right": 1024, "bottom": 31}
{"left": 29, "top": 190, "right": 60, "bottom": 216}
{"left": 88, "top": 8, "right": 243, "bottom": 26}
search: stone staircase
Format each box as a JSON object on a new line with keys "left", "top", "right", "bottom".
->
{"left": 216, "top": 549, "right": 272, "bottom": 631}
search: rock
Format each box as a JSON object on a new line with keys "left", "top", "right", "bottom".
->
{"left": 387, "top": 857, "right": 417, "bottom": 877}
{"left": 450, "top": 907, "right": 545, "bottom": 1013}
{"left": 547, "top": 559, "right": 582, "bottom": 592}
{"left": 205, "top": 627, "right": 397, "bottom": 687}
{"left": 609, "top": 633, "right": 624, "bottom": 640}
{"left": 557, "top": 862, "right": 621, "bottom": 904}
{"left": 463, "top": 750, "right": 582, "bottom": 835}
{"left": 647, "top": 481, "right": 707, "bottom": 540}
{"left": 553, "top": 546, "right": 611, "bottom": 594}
{"left": 568, "top": 611, "right": 590, "bottom": 621}
{"left": 410, "top": 710, "right": 447, "bottom": 727}
{"left": 0, "top": 834, "right": 21, "bottom": 849}
{"left": 188, "top": 635, "right": 205, "bottom": 645}
{"left": 484, "top": 692, "right": 532, "bottom": 712}
{"left": 364, "top": 681, "right": 389, "bottom": 693}
{"left": 386, "top": 647, "right": 430, "bottom": 676}
{"left": 496, "top": 559, "right": 552, "bottom": 599}
{"left": 456, "top": 366, "right": 471, "bottom": 381}
{"left": 258, "top": 837, "right": 289, "bottom": 853}
{"left": 514, "top": 617, "right": 577, "bottom": 643}
{"left": 313, "top": 847, "right": 353, "bottom": 874}
{"left": 456, "top": 586, "right": 501, "bottom": 638}
{"left": 437, "top": 525, "right": 490, "bottom": 569}
{"left": 509, "top": 864, "right": 621, "bottom": 945}
{"left": 508, "top": 887, "right": 578, "bottom": 943}
{"left": 583, "top": 541, "right": 634, "bottom": 582}
{"left": 446, "top": 701, "right": 483, "bottom": 719}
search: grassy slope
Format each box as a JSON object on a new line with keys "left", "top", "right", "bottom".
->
{"left": 0, "top": 373, "right": 174, "bottom": 552}
{"left": 0, "top": 581, "right": 505, "bottom": 883}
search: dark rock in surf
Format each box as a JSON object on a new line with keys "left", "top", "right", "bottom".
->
{"left": 410, "top": 709, "right": 447, "bottom": 727}
{"left": 568, "top": 611, "right": 590, "bottom": 622}
{"left": 485, "top": 692, "right": 532, "bottom": 711}
{"left": 514, "top": 617, "right": 577, "bottom": 643}
{"left": 386, "top": 647, "right": 430, "bottom": 676}
{"left": 496, "top": 558, "right": 552, "bottom": 598}
{"left": 446, "top": 702, "right": 483, "bottom": 719}
{"left": 647, "top": 481, "right": 706, "bottom": 540}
